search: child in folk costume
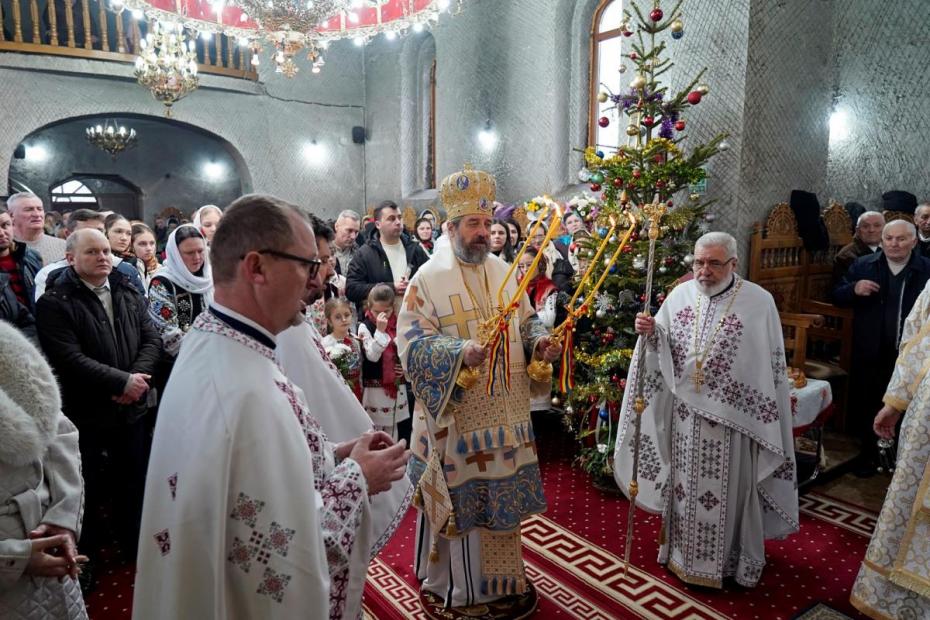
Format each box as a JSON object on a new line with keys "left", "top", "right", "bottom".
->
{"left": 358, "top": 284, "right": 411, "bottom": 441}
{"left": 518, "top": 247, "right": 564, "bottom": 413}
{"left": 321, "top": 297, "right": 363, "bottom": 401}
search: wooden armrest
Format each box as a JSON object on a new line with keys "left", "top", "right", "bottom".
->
{"left": 802, "top": 299, "right": 853, "bottom": 320}
{"left": 780, "top": 312, "right": 825, "bottom": 329}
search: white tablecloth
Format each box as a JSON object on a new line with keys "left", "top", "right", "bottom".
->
{"left": 790, "top": 377, "right": 833, "bottom": 428}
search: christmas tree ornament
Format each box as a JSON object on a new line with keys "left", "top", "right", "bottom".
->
{"left": 632, "top": 254, "right": 646, "bottom": 270}
{"left": 704, "top": 212, "right": 717, "bottom": 222}
{"left": 589, "top": 171, "right": 605, "bottom": 184}
{"left": 683, "top": 253, "right": 694, "bottom": 265}
{"left": 674, "top": 120, "right": 686, "bottom": 131}
{"left": 578, "top": 167, "right": 592, "bottom": 182}
{"left": 595, "top": 149, "right": 605, "bottom": 159}
{"left": 649, "top": 7, "right": 664, "bottom": 21}
{"left": 655, "top": 179, "right": 666, "bottom": 189}
{"left": 551, "top": 396, "right": 561, "bottom": 407}
{"left": 590, "top": 183, "right": 602, "bottom": 192}
{"left": 629, "top": 52, "right": 638, "bottom": 60}
{"left": 687, "top": 91, "right": 702, "bottom": 105}
{"left": 670, "top": 18, "right": 684, "bottom": 32}
{"left": 597, "top": 91, "right": 609, "bottom": 103}
{"left": 632, "top": 168, "right": 641, "bottom": 178}
{"left": 626, "top": 124, "right": 640, "bottom": 136}
{"left": 658, "top": 265, "right": 668, "bottom": 274}
{"left": 718, "top": 140, "right": 730, "bottom": 151}
{"left": 612, "top": 177, "right": 624, "bottom": 188}
{"left": 619, "top": 378, "right": 627, "bottom": 390}
{"left": 598, "top": 116, "right": 611, "bottom": 128}
{"left": 565, "top": 405, "right": 574, "bottom": 415}
{"left": 596, "top": 308, "right": 606, "bottom": 318}
{"left": 642, "top": 115, "right": 655, "bottom": 127}
{"left": 630, "top": 74, "right": 647, "bottom": 89}
{"left": 618, "top": 64, "right": 628, "bottom": 74}
{"left": 666, "top": 199, "right": 674, "bottom": 207}
{"left": 696, "top": 83, "right": 710, "bottom": 95}
{"left": 671, "top": 30, "right": 684, "bottom": 40}
{"left": 689, "top": 192, "right": 700, "bottom": 202}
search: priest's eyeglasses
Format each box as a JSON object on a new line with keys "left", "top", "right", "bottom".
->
{"left": 692, "top": 258, "right": 735, "bottom": 271}
{"left": 246, "top": 249, "right": 322, "bottom": 278}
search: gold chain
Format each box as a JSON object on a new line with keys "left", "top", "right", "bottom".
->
{"left": 690, "top": 278, "right": 743, "bottom": 392}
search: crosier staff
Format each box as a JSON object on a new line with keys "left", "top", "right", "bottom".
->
{"left": 622, "top": 198, "right": 666, "bottom": 580}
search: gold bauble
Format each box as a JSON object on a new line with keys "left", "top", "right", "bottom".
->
{"left": 696, "top": 83, "right": 710, "bottom": 95}
{"left": 689, "top": 192, "right": 700, "bottom": 202}
{"left": 551, "top": 396, "right": 561, "bottom": 407}
{"left": 597, "top": 91, "right": 609, "bottom": 103}
{"left": 670, "top": 19, "right": 684, "bottom": 33}
{"left": 626, "top": 124, "right": 640, "bottom": 136}
{"left": 630, "top": 74, "right": 647, "bottom": 89}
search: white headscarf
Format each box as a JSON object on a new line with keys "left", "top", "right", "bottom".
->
{"left": 156, "top": 224, "right": 213, "bottom": 296}
{"left": 192, "top": 204, "right": 222, "bottom": 231}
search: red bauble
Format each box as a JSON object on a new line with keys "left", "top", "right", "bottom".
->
{"left": 687, "top": 91, "right": 703, "bottom": 105}
{"left": 664, "top": 256, "right": 675, "bottom": 266}
{"left": 630, "top": 231, "right": 639, "bottom": 241}
{"left": 675, "top": 120, "right": 686, "bottom": 131}
{"left": 622, "top": 245, "right": 634, "bottom": 253}
{"left": 655, "top": 179, "right": 666, "bottom": 189}
{"left": 612, "top": 177, "right": 624, "bottom": 188}
{"left": 611, "top": 374, "right": 620, "bottom": 383}
{"left": 598, "top": 116, "right": 610, "bottom": 128}
{"left": 649, "top": 8, "right": 664, "bottom": 21}
{"left": 666, "top": 200, "right": 674, "bottom": 207}
{"left": 619, "top": 379, "right": 627, "bottom": 390}
{"left": 632, "top": 169, "right": 642, "bottom": 178}
{"left": 590, "top": 182, "right": 602, "bottom": 192}
{"left": 642, "top": 115, "right": 655, "bottom": 127}
{"left": 639, "top": 294, "right": 648, "bottom": 302}
{"left": 657, "top": 293, "right": 667, "bottom": 303}
{"left": 629, "top": 52, "right": 638, "bottom": 60}
{"left": 622, "top": 28, "right": 633, "bottom": 37}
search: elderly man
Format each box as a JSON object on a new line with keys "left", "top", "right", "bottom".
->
{"left": 36, "top": 228, "right": 162, "bottom": 586}
{"left": 614, "top": 231, "right": 798, "bottom": 589}
{"left": 0, "top": 206, "right": 41, "bottom": 339}
{"left": 833, "top": 219, "right": 930, "bottom": 476}
{"left": 397, "top": 167, "right": 561, "bottom": 617}
{"left": 332, "top": 209, "right": 361, "bottom": 276}
{"left": 134, "top": 194, "right": 409, "bottom": 619}
{"left": 914, "top": 202, "right": 930, "bottom": 257}
{"left": 833, "top": 211, "right": 884, "bottom": 284}
{"left": 7, "top": 192, "right": 67, "bottom": 265}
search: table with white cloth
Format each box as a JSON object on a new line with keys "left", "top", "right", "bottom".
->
{"left": 789, "top": 377, "right": 834, "bottom": 484}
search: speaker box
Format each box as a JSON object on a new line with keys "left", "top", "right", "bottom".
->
{"left": 13, "top": 145, "right": 25, "bottom": 159}
{"left": 352, "top": 126, "right": 366, "bottom": 144}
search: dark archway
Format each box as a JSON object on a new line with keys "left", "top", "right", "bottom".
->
{"left": 8, "top": 113, "right": 252, "bottom": 225}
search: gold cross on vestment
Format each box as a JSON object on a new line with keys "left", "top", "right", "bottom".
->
{"left": 438, "top": 294, "right": 477, "bottom": 339}
{"left": 692, "top": 360, "right": 705, "bottom": 393}
{"left": 421, "top": 479, "right": 448, "bottom": 515}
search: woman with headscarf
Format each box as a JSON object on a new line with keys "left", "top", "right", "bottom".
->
{"left": 527, "top": 221, "right": 574, "bottom": 292}
{"left": 191, "top": 205, "right": 223, "bottom": 245}
{"left": 147, "top": 225, "right": 213, "bottom": 361}
{"left": 413, "top": 217, "right": 435, "bottom": 256}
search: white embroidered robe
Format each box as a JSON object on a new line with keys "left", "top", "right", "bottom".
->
{"left": 613, "top": 275, "right": 798, "bottom": 588}
{"left": 276, "top": 318, "right": 413, "bottom": 619}
{"left": 134, "top": 307, "right": 369, "bottom": 620}
{"left": 851, "top": 282, "right": 930, "bottom": 619}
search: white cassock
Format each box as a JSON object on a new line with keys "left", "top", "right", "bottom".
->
{"left": 614, "top": 275, "right": 798, "bottom": 588}
{"left": 134, "top": 305, "right": 370, "bottom": 620}
{"left": 276, "top": 316, "right": 413, "bottom": 619}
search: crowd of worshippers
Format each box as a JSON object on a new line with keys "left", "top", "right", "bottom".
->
{"left": 0, "top": 190, "right": 581, "bottom": 602}
{"left": 830, "top": 196, "right": 930, "bottom": 478}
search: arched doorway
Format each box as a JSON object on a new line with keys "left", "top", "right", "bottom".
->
{"left": 8, "top": 113, "right": 251, "bottom": 225}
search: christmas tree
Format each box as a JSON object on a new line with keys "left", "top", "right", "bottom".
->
{"left": 563, "top": 0, "right": 727, "bottom": 484}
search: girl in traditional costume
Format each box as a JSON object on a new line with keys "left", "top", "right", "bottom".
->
{"left": 358, "top": 283, "right": 410, "bottom": 441}
{"left": 322, "top": 297, "right": 363, "bottom": 401}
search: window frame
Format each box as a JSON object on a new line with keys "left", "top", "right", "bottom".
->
{"left": 587, "top": 0, "right": 625, "bottom": 148}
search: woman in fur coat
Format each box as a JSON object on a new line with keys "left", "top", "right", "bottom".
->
{"left": 0, "top": 321, "right": 88, "bottom": 619}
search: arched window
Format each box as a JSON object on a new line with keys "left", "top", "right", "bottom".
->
{"left": 50, "top": 179, "right": 98, "bottom": 207}
{"left": 588, "top": 0, "right": 625, "bottom": 150}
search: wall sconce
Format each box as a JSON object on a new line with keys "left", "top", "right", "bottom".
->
{"left": 478, "top": 120, "right": 497, "bottom": 152}
{"left": 302, "top": 140, "right": 327, "bottom": 164}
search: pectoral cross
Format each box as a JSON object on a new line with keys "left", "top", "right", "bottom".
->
{"left": 692, "top": 360, "right": 705, "bottom": 393}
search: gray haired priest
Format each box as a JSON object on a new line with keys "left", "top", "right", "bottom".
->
{"left": 613, "top": 231, "right": 798, "bottom": 588}
{"left": 397, "top": 166, "right": 561, "bottom": 618}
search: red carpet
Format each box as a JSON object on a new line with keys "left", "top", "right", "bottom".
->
{"left": 85, "top": 419, "right": 874, "bottom": 619}
{"left": 362, "top": 417, "right": 874, "bottom": 620}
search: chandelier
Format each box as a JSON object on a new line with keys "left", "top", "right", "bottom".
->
{"left": 134, "top": 20, "right": 199, "bottom": 115}
{"left": 85, "top": 120, "right": 138, "bottom": 158}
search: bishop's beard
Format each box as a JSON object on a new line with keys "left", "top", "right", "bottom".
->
{"left": 453, "top": 239, "right": 489, "bottom": 265}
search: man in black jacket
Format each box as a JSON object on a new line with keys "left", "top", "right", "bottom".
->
{"left": 0, "top": 206, "right": 41, "bottom": 314}
{"left": 346, "top": 200, "right": 429, "bottom": 314}
{"left": 36, "top": 229, "right": 162, "bottom": 579}
{"left": 833, "top": 219, "right": 930, "bottom": 476}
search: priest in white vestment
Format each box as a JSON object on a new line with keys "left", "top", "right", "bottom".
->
{"left": 614, "top": 231, "right": 798, "bottom": 588}
{"left": 276, "top": 213, "right": 413, "bottom": 620}
{"left": 851, "top": 280, "right": 930, "bottom": 618}
{"left": 134, "top": 195, "right": 409, "bottom": 620}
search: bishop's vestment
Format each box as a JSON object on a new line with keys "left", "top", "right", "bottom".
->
{"left": 397, "top": 247, "right": 548, "bottom": 607}
{"left": 613, "top": 275, "right": 798, "bottom": 588}
{"left": 851, "top": 283, "right": 930, "bottom": 619}
{"left": 134, "top": 305, "right": 370, "bottom": 620}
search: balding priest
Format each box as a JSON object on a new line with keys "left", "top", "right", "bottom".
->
{"left": 614, "top": 231, "right": 798, "bottom": 588}
{"left": 397, "top": 166, "right": 561, "bottom": 618}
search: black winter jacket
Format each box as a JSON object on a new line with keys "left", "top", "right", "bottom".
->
{"left": 345, "top": 234, "right": 430, "bottom": 308}
{"left": 36, "top": 267, "right": 162, "bottom": 427}
{"left": 7, "top": 243, "right": 41, "bottom": 312}
{"left": 0, "top": 272, "right": 36, "bottom": 342}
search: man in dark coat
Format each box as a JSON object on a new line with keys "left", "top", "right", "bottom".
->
{"left": 0, "top": 206, "right": 41, "bottom": 315}
{"left": 833, "top": 219, "right": 930, "bottom": 476}
{"left": 832, "top": 211, "right": 883, "bottom": 284}
{"left": 345, "top": 200, "right": 429, "bottom": 313}
{"left": 36, "top": 229, "right": 162, "bottom": 581}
